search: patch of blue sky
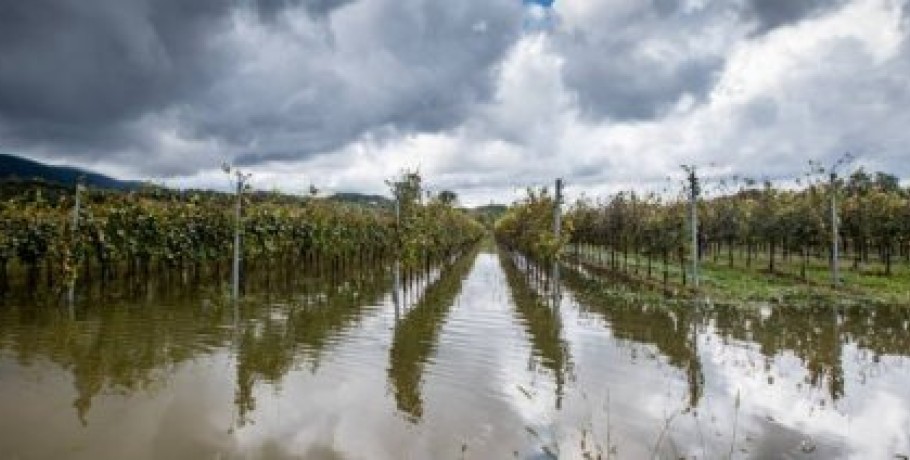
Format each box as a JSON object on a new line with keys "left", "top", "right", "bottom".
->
{"left": 522, "top": 1, "right": 558, "bottom": 32}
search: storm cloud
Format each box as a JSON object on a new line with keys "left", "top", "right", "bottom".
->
{"left": 0, "top": 0, "right": 524, "bottom": 173}
{"left": 1, "top": 0, "right": 909, "bottom": 204}
{"left": 0, "top": 0, "right": 226, "bottom": 124}
{"left": 746, "top": 0, "right": 847, "bottom": 33}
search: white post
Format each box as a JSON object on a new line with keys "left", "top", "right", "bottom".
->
{"left": 552, "top": 178, "right": 563, "bottom": 303}
{"left": 393, "top": 189, "right": 401, "bottom": 314}
{"left": 688, "top": 168, "right": 699, "bottom": 289}
{"left": 554, "top": 178, "right": 563, "bottom": 241}
{"left": 67, "top": 184, "right": 82, "bottom": 306}
{"left": 232, "top": 173, "right": 243, "bottom": 300}
{"left": 830, "top": 172, "right": 839, "bottom": 287}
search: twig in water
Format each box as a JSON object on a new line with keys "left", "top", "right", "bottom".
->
{"left": 651, "top": 410, "right": 680, "bottom": 460}
{"left": 728, "top": 390, "right": 741, "bottom": 459}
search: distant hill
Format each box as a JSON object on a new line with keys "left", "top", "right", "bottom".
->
{"left": 468, "top": 203, "right": 508, "bottom": 228}
{"left": 328, "top": 192, "right": 393, "bottom": 207}
{"left": 0, "top": 154, "right": 488, "bottom": 213}
{"left": 472, "top": 204, "right": 507, "bottom": 214}
{"left": 0, "top": 153, "right": 139, "bottom": 190}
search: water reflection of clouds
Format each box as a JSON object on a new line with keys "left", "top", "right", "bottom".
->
{"left": 3, "top": 251, "right": 910, "bottom": 459}
{"left": 690, "top": 329, "right": 910, "bottom": 458}
{"left": 232, "top": 306, "right": 409, "bottom": 459}
{"left": 233, "top": 251, "right": 542, "bottom": 458}
{"left": 547, "top": 279, "right": 910, "bottom": 459}
{"left": 849, "top": 389, "right": 910, "bottom": 458}
{"left": 554, "top": 293, "right": 697, "bottom": 458}
{"left": 423, "top": 252, "right": 551, "bottom": 457}
{"left": 696, "top": 337, "right": 846, "bottom": 457}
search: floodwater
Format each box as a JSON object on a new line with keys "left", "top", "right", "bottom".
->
{"left": 0, "top": 246, "right": 909, "bottom": 459}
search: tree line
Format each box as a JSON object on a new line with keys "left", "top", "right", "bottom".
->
{"left": 493, "top": 167, "right": 909, "bottom": 296}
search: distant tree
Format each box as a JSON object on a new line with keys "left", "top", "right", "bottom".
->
{"left": 387, "top": 171, "right": 422, "bottom": 208}
{"left": 438, "top": 190, "right": 458, "bottom": 206}
{"left": 874, "top": 172, "right": 900, "bottom": 193}
{"left": 845, "top": 168, "right": 872, "bottom": 196}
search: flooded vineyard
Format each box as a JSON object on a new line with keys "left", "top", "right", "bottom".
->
{"left": 1, "top": 245, "right": 908, "bottom": 459}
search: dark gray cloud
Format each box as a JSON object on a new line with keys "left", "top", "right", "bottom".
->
{"left": 204, "top": 0, "right": 524, "bottom": 167}
{"left": 0, "top": 0, "right": 355, "bottom": 131}
{"left": 547, "top": 1, "right": 851, "bottom": 122}
{"left": 746, "top": 0, "right": 846, "bottom": 34}
{"left": 558, "top": 35, "right": 723, "bottom": 120}
{"left": 0, "top": 0, "right": 523, "bottom": 174}
{"left": 0, "top": 0, "right": 227, "bottom": 125}
{"left": 550, "top": 2, "right": 736, "bottom": 121}
{"left": 255, "top": 0, "right": 354, "bottom": 21}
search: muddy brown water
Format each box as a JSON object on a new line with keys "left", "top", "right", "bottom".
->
{"left": 0, "top": 247, "right": 908, "bottom": 459}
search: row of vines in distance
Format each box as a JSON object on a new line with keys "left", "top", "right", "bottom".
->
{"left": 494, "top": 187, "right": 572, "bottom": 264}
{"left": 492, "top": 167, "right": 910, "bottom": 303}
{"left": 569, "top": 168, "right": 910, "bottom": 284}
{"left": 0, "top": 172, "right": 484, "bottom": 297}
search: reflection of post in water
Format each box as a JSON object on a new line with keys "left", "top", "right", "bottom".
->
{"left": 233, "top": 263, "right": 392, "bottom": 426}
{"left": 388, "top": 249, "right": 477, "bottom": 422}
{"left": 550, "top": 261, "right": 561, "bottom": 308}
{"left": 393, "top": 259, "right": 401, "bottom": 321}
{"left": 501, "top": 250, "right": 572, "bottom": 410}
{"left": 559, "top": 266, "right": 704, "bottom": 409}
{"left": 230, "top": 294, "right": 240, "bottom": 432}
{"left": 686, "top": 304, "right": 703, "bottom": 409}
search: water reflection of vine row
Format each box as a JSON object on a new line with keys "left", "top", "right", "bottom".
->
{"left": 559, "top": 259, "right": 910, "bottom": 405}
{"left": 388, "top": 247, "right": 478, "bottom": 422}
{"left": 499, "top": 248, "right": 572, "bottom": 410}
{"left": 0, "top": 258, "right": 393, "bottom": 426}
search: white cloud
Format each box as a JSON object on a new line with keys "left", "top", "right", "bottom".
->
{"left": 4, "top": 0, "right": 910, "bottom": 205}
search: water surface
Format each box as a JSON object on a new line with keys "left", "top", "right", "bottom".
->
{"left": 0, "top": 248, "right": 908, "bottom": 459}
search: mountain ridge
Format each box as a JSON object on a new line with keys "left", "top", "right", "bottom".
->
{"left": 0, "top": 153, "right": 138, "bottom": 190}
{"left": 0, "top": 153, "right": 505, "bottom": 210}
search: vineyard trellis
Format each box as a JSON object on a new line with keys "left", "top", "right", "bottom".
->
{"left": 0, "top": 172, "right": 484, "bottom": 300}
{"left": 566, "top": 167, "right": 910, "bottom": 291}
{"left": 494, "top": 185, "right": 573, "bottom": 266}
{"left": 494, "top": 166, "right": 910, "bottom": 301}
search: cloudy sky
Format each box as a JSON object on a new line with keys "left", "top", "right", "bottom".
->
{"left": 1, "top": 0, "right": 909, "bottom": 205}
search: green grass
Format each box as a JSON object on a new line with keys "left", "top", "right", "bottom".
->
{"left": 567, "top": 245, "right": 910, "bottom": 307}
